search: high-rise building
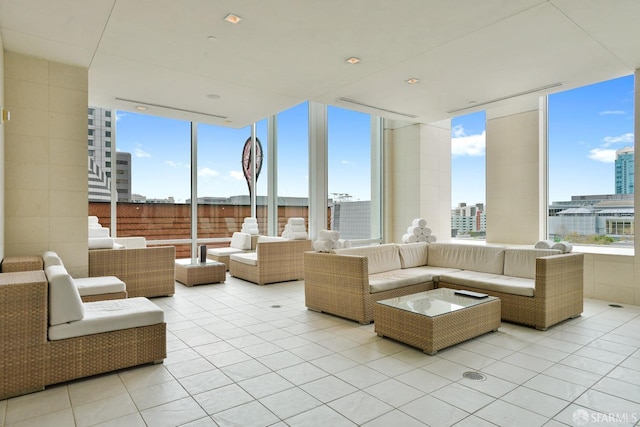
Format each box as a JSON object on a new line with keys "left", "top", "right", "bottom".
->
{"left": 615, "top": 146, "right": 634, "bottom": 194}
{"left": 88, "top": 107, "right": 132, "bottom": 201}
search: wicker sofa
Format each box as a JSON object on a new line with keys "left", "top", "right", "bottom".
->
{"left": 0, "top": 269, "right": 166, "bottom": 400}
{"left": 89, "top": 246, "right": 176, "bottom": 298}
{"left": 304, "top": 242, "right": 584, "bottom": 329}
{"left": 230, "top": 237, "right": 312, "bottom": 285}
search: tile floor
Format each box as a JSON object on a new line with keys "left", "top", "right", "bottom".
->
{"left": 1, "top": 276, "right": 640, "bottom": 427}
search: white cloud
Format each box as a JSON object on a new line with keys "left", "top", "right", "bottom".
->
{"left": 602, "top": 132, "right": 634, "bottom": 147}
{"left": 451, "top": 126, "right": 485, "bottom": 157}
{"left": 199, "top": 167, "right": 219, "bottom": 177}
{"left": 165, "top": 160, "right": 189, "bottom": 168}
{"left": 588, "top": 148, "right": 617, "bottom": 163}
{"left": 135, "top": 148, "right": 151, "bottom": 158}
{"left": 599, "top": 110, "right": 625, "bottom": 116}
{"left": 341, "top": 160, "right": 355, "bottom": 166}
{"left": 229, "top": 170, "right": 244, "bottom": 180}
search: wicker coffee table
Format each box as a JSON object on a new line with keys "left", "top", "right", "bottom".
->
{"left": 175, "top": 259, "right": 226, "bottom": 287}
{"left": 374, "top": 288, "right": 501, "bottom": 355}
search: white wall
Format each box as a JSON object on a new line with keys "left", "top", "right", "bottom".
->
{"left": 3, "top": 51, "right": 88, "bottom": 276}
{"left": 485, "top": 100, "right": 546, "bottom": 244}
{"left": 384, "top": 119, "right": 451, "bottom": 243}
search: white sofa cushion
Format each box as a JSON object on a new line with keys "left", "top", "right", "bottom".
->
{"left": 113, "top": 237, "right": 147, "bottom": 249}
{"left": 42, "top": 251, "right": 64, "bottom": 269}
{"left": 48, "top": 297, "right": 164, "bottom": 340}
{"left": 333, "top": 244, "right": 401, "bottom": 274}
{"left": 208, "top": 247, "right": 246, "bottom": 256}
{"left": 45, "top": 265, "right": 85, "bottom": 326}
{"left": 74, "top": 276, "right": 126, "bottom": 296}
{"left": 257, "top": 236, "right": 286, "bottom": 243}
{"left": 397, "top": 242, "right": 428, "bottom": 268}
{"left": 230, "top": 252, "right": 258, "bottom": 266}
{"left": 230, "top": 232, "right": 252, "bottom": 250}
{"left": 503, "top": 248, "right": 562, "bottom": 279}
{"left": 440, "top": 270, "right": 535, "bottom": 297}
{"left": 428, "top": 243, "right": 506, "bottom": 275}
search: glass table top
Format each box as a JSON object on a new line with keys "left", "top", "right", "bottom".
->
{"left": 377, "top": 288, "right": 498, "bottom": 318}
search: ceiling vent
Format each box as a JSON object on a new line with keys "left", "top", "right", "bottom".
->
{"left": 115, "top": 98, "right": 228, "bottom": 119}
{"left": 337, "top": 97, "right": 418, "bottom": 119}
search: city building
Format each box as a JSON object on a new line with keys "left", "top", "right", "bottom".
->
{"left": 87, "top": 107, "right": 132, "bottom": 202}
{"left": 451, "top": 202, "right": 486, "bottom": 237}
{"left": 548, "top": 194, "right": 634, "bottom": 244}
{"left": 615, "top": 146, "right": 634, "bottom": 195}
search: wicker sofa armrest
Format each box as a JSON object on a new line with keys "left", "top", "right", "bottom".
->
{"left": 535, "top": 252, "right": 584, "bottom": 329}
{"left": 89, "top": 246, "right": 176, "bottom": 298}
{"left": 303, "top": 252, "right": 371, "bottom": 323}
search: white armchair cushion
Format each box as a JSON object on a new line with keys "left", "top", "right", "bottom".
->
{"left": 48, "top": 297, "right": 164, "bottom": 340}
{"left": 503, "top": 248, "right": 562, "bottom": 279}
{"left": 74, "top": 276, "right": 126, "bottom": 296}
{"left": 42, "top": 251, "right": 64, "bottom": 269}
{"left": 45, "top": 265, "right": 85, "bottom": 326}
{"left": 230, "top": 232, "right": 252, "bottom": 250}
{"left": 333, "top": 244, "right": 401, "bottom": 274}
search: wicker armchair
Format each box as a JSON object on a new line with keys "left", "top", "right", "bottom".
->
{"left": 89, "top": 246, "right": 176, "bottom": 298}
{"left": 0, "top": 270, "right": 166, "bottom": 400}
{"left": 229, "top": 239, "right": 312, "bottom": 285}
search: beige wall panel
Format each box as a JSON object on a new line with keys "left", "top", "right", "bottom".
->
{"left": 49, "top": 111, "right": 87, "bottom": 140}
{"left": 5, "top": 79, "right": 48, "bottom": 110}
{"left": 49, "top": 137, "right": 87, "bottom": 166}
{"left": 4, "top": 134, "right": 49, "bottom": 164}
{"left": 4, "top": 106, "right": 49, "bottom": 137}
{"left": 49, "top": 164, "right": 86, "bottom": 192}
{"left": 5, "top": 161, "right": 49, "bottom": 190}
{"left": 5, "top": 189, "right": 49, "bottom": 217}
{"left": 4, "top": 50, "right": 48, "bottom": 83}
{"left": 49, "top": 190, "right": 87, "bottom": 217}
{"left": 5, "top": 216, "right": 49, "bottom": 246}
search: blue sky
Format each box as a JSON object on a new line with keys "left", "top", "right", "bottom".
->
{"left": 452, "top": 74, "right": 635, "bottom": 207}
{"left": 116, "top": 74, "right": 634, "bottom": 205}
{"left": 116, "top": 103, "right": 372, "bottom": 202}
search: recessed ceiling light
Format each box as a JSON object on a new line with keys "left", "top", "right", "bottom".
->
{"left": 206, "top": 94, "right": 221, "bottom": 100}
{"left": 345, "top": 57, "right": 361, "bottom": 64}
{"left": 135, "top": 106, "right": 147, "bottom": 111}
{"left": 224, "top": 13, "right": 242, "bottom": 24}
{"left": 405, "top": 78, "right": 420, "bottom": 84}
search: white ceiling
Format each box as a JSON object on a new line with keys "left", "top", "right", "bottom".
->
{"left": 1, "top": 0, "right": 638, "bottom": 128}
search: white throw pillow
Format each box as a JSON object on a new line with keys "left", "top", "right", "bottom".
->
{"left": 45, "top": 265, "right": 85, "bottom": 326}
{"left": 230, "top": 232, "right": 252, "bottom": 250}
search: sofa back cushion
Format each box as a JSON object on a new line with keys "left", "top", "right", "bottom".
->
{"left": 230, "top": 232, "right": 252, "bottom": 250}
{"left": 398, "top": 242, "right": 428, "bottom": 268}
{"left": 334, "top": 244, "right": 401, "bottom": 274}
{"left": 503, "top": 248, "right": 562, "bottom": 279}
{"left": 45, "top": 265, "right": 85, "bottom": 326}
{"left": 428, "top": 243, "right": 505, "bottom": 275}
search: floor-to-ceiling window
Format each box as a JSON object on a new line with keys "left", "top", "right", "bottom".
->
{"left": 196, "top": 123, "right": 255, "bottom": 249}
{"left": 451, "top": 111, "right": 486, "bottom": 240}
{"left": 327, "top": 106, "right": 381, "bottom": 242}
{"left": 88, "top": 102, "right": 382, "bottom": 255}
{"left": 114, "top": 111, "right": 192, "bottom": 257}
{"left": 548, "top": 75, "right": 635, "bottom": 249}
{"left": 276, "top": 102, "right": 309, "bottom": 236}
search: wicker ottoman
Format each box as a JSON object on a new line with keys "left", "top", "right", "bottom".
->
{"left": 1, "top": 256, "right": 44, "bottom": 273}
{"left": 375, "top": 288, "right": 501, "bottom": 355}
{"left": 175, "top": 259, "right": 226, "bottom": 287}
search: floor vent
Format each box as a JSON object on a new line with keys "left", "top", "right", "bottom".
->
{"left": 609, "top": 304, "right": 623, "bottom": 308}
{"left": 462, "top": 371, "right": 486, "bottom": 381}
{"left": 271, "top": 305, "right": 282, "bottom": 308}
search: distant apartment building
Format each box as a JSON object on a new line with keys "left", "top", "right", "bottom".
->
{"left": 88, "top": 107, "right": 132, "bottom": 201}
{"left": 615, "top": 146, "right": 634, "bottom": 195}
{"left": 451, "top": 202, "right": 486, "bottom": 237}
